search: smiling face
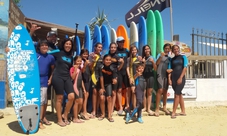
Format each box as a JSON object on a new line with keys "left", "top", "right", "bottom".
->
{"left": 81, "top": 51, "right": 89, "bottom": 60}
{"left": 131, "top": 47, "right": 137, "bottom": 57}
{"left": 39, "top": 43, "right": 49, "bottom": 54}
{"left": 75, "top": 57, "right": 82, "bottom": 66}
{"left": 103, "top": 55, "right": 112, "bottom": 66}
{"left": 164, "top": 45, "right": 171, "bottom": 55}
{"left": 64, "top": 40, "right": 72, "bottom": 52}
{"left": 144, "top": 46, "right": 151, "bottom": 57}
{"left": 109, "top": 43, "right": 117, "bottom": 54}
{"left": 137, "top": 65, "right": 144, "bottom": 73}
{"left": 95, "top": 43, "right": 102, "bottom": 54}
{"left": 172, "top": 45, "right": 180, "bottom": 56}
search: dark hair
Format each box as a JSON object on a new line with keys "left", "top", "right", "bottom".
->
{"left": 108, "top": 42, "right": 117, "bottom": 54}
{"left": 163, "top": 43, "right": 171, "bottom": 50}
{"left": 94, "top": 42, "right": 102, "bottom": 52}
{"left": 61, "top": 38, "right": 74, "bottom": 55}
{"left": 142, "top": 45, "right": 151, "bottom": 58}
{"left": 73, "top": 55, "right": 82, "bottom": 61}
{"left": 36, "top": 40, "right": 48, "bottom": 52}
{"left": 103, "top": 54, "right": 111, "bottom": 61}
{"left": 172, "top": 45, "right": 179, "bottom": 52}
{"left": 129, "top": 45, "right": 137, "bottom": 67}
{"left": 136, "top": 63, "right": 145, "bottom": 69}
{"left": 80, "top": 48, "right": 89, "bottom": 56}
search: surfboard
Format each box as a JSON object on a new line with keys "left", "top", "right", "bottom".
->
{"left": 101, "top": 25, "right": 110, "bottom": 55}
{"left": 84, "top": 25, "right": 91, "bottom": 53}
{"left": 116, "top": 25, "right": 129, "bottom": 50}
{"left": 7, "top": 24, "right": 40, "bottom": 134}
{"left": 111, "top": 28, "right": 117, "bottom": 43}
{"left": 75, "top": 36, "right": 81, "bottom": 56}
{"left": 154, "top": 10, "right": 164, "bottom": 56}
{"left": 92, "top": 25, "right": 102, "bottom": 52}
{"left": 138, "top": 16, "right": 147, "bottom": 56}
{"left": 130, "top": 22, "right": 139, "bottom": 49}
{"left": 146, "top": 10, "right": 156, "bottom": 58}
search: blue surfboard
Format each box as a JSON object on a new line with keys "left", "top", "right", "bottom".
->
{"left": 92, "top": 25, "right": 102, "bottom": 52}
{"left": 7, "top": 24, "right": 40, "bottom": 134}
{"left": 75, "top": 36, "right": 81, "bottom": 56}
{"left": 84, "top": 25, "right": 91, "bottom": 53}
{"left": 138, "top": 16, "right": 147, "bottom": 56}
{"left": 101, "top": 25, "right": 110, "bottom": 55}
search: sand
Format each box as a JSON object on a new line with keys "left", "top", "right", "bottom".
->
{"left": 0, "top": 101, "right": 227, "bottom": 136}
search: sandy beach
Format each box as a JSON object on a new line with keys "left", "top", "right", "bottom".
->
{"left": 0, "top": 101, "right": 227, "bottom": 136}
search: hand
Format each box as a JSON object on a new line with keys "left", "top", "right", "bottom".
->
{"left": 5, "top": 47, "right": 10, "bottom": 53}
{"left": 129, "top": 78, "right": 134, "bottom": 85}
{"left": 137, "top": 56, "right": 142, "bottom": 61}
{"left": 166, "top": 69, "right": 173, "bottom": 73}
{"left": 48, "top": 79, "right": 51, "bottom": 86}
{"left": 118, "top": 58, "right": 124, "bottom": 63}
{"left": 161, "top": 52, "right": 165, "bottom": 57}
{"left": 136, "top": 70, "right": 142, "bottom": 76}
{"left": 74, "top": 64, "right": 79, "bottom": 69}
{"left": 112, "top": 78, "right": 117, "bottom": 84}
{"left": 177, "top": 77, "right": 182, "bottom": 85}
{"left": 85, "top": 59, "right": 90, "bottom": 65}
{"left": 30, "top": 22, "right": 41, "bottom": 35}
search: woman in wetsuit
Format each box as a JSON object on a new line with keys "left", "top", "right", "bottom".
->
{"left": 155, "top": 43, "right": 171, "bottom": 116}
{"left": 51, "top": 38, "right": 74, "bottom": 127}
{"left": 141, "top": 45, "right": 156, "bottom": 116}
{"left": 98, "top": 54, "right": 117, "bottom": 122}
{"left": 168, "top": 45, "right": 188, "bottom": 119}
{"left": 108, "top": 42, "right": 124, "bottom": 114}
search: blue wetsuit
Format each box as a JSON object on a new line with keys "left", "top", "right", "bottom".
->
{"left": 168, "top": 55, "right": 188, "bottom": 95}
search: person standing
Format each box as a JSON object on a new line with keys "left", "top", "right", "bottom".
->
{"left": 155, "top": 43, "right": 172, "bottom": 116}
{"left": 168, "top": 45, "right": 188, "bottom": 119}
{"left": 116, "top": 37, "right": 130, "bottom": 115}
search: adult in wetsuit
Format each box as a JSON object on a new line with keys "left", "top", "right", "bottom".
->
{"left": 141, "top": 45, "right": 157, "bottom": 116}
{"left": 126, "top": 63, "right": 145, "bottom": 124}
{"left": 51, "top": 39, "right": 75, "bottom": 127}
{"left": 98, "top": 54, "right": 117, "bottom": 122}
{"left": 168, "top": 45, "right": 188, "bottom": 119}
{"left": 155, "top": 43, "right": 171, "bottom": 116}
{"left": 89, "top": 43, "right": 103, "bottom": 118}
{"left": 108, "top": 42, "right": 124, "bottom": 114}
{"left": 116, "top": 37, "right": 130, "bottom": 115}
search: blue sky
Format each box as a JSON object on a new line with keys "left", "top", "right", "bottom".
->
{"left": 20, "top": 0, "right": 227, "bottom": 47}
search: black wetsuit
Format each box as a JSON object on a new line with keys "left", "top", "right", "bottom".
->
{"left": 109, "top": 52, "right": 120, "bottom": 90}
{"left": 116, "top": 47, "right": 130, "bottom": 88}
{"left": 143, "top": 56, "right": 155, "bottom": 89}
{"left": 157, "top": 54, "right": 170, "bottom": 90}
{"left": 98, "top": 65, "right": 117, "bottom": 96}
{"left": 82, "top": 59, "right": 91, "bottom": 92}
{"left": 51, "top": 50, "right": 74, "bottom": 95}
{"left": 169, "top": 55, "right": 188, "bottom": 95}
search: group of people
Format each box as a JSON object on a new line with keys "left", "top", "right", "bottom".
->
{"left": 28, "top": 23, "right": 188, "bottom": 128}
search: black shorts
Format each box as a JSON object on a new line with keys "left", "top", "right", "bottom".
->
{"left": 145, "top": 76, "right": 154, "bottom": 89}
{"left": 84, "top": 81, "right": 91, "bottom": 92}
{"left": 99, "top": 84, "right": 112, "bottom": 97}
{"left": 52, "top": 75, "right": 74, "bottom": 95}
{"left": 75, "top": 88, "right": 83, "bottom": 99}
{"left": 118, "top": 73, "right": 130, "bottom": 89}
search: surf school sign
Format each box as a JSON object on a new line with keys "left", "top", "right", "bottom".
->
{"left": 167, "top": 79, "right": 197, "bottom": 99}
{"left": 125, "top": 0, "right": 170, "bottom": 27}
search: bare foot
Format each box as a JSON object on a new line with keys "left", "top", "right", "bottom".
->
{"left": 39, "top": 123, "right": 46, "bottom": 129}
{"left": 73, "top": 119, "right": 85, "bottom": 123}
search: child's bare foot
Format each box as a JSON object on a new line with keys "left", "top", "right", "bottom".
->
{"left": 39, "top": 123, "right": 46, "bottom": 129}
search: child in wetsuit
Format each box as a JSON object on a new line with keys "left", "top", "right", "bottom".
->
{"left": 98, "top": 54, "right": 117, "bottom": 122}
{"left": 70, "top": 56, "right": 86, "bottom": 123}
{"left": 126, "top": 63, "right": 145, "bottom": 124}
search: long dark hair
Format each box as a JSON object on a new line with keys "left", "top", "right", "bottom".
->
{"left": 163, "top": 43, "right": 171, "bottom": 50}
{"left": 61, "top": 38, "right": 74, "bottom": 55}
{"left": 129, "top": 45, "right": 137, "bottom": 67}
{"left": 142, "top": 45, "right": 151, "bottom": 58}
{"left": 108, "top": 42, "right": 117, "bottom": 54}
